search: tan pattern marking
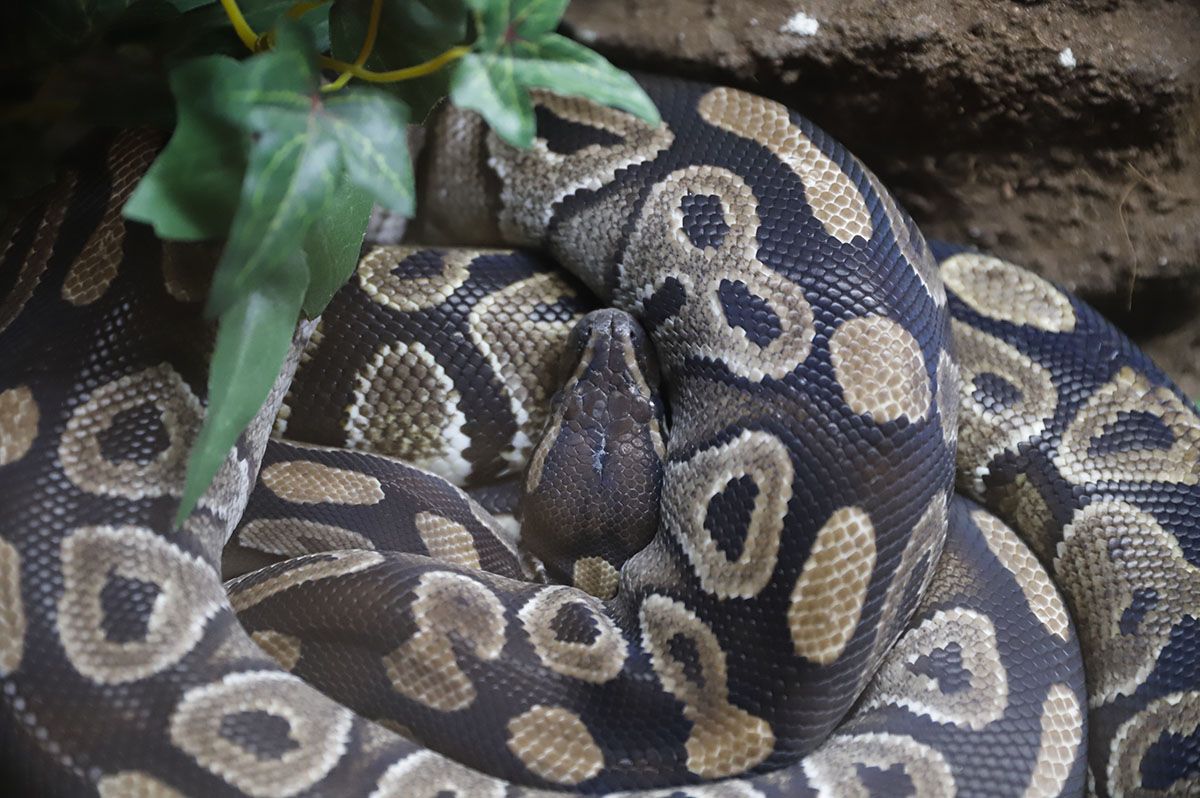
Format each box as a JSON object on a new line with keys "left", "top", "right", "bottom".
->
{"left": 488, "top": 90, "right": 675, "bottom": 253}
{"left": 59, "top": 365, "right": 202, "bottom": 500}
{"left": 665, "top": 429, "right": 794, "bottom": 599}
{"left": 859, "top": 492, "right": 948, "bottom": 690}
{"left": 383, "top": 571, "right": 506, "bottom": 711}
{"left": 0, "top": 537, "right": 25, "bottom": 675}
{"left": 1024, "top": 683, "right": 1083, "bottom": 798}
{"left": 469, "top": 271, "right": 586, "bottom": 473}
{"left": 345, "top": 340, "right": 470, "bottom": 483}
{"left": 572, "top": 556, "right": 620, "bottom": 599}
{"left": 58, "top": 525, "right": 223, "bottom": 684}
{"left": 639, "top": 594, "right": 774, "bottom": 778}
{"left": 358, "top": 247, "right": 473, "bottom": 313}
{"left": 229, "top": 551, "right": 385, "bottom": 612}
{"left": 972, "top": 509, "right": 1070, "bottom": 641}
{"left": 370, "top": 750, "right": 507, "bottom": 798}
{"left": 789, "top": 506, "right": 876, "bottom": 665}
{"left": 953, "top": 321, "right": 1057, "bottom": 492}
{"left": 169, "top": 671, "right": 352, "bottom": 798}
{"left": 942, "top": 253, "right": 1076, "bottom": 333}
{"left": 989, "top": 474, "right": 1058, "bottom": 564}
{"left": 506, "top": 705, "right": 604, "bottom": 785}
{"left": 414, "top": 512, "right": 481, "bottom": 570}
{"left": 552, "top": 179, "right": 647, "bottom": 297}
{"left": 519, "top": 586, "right": 627, "bottom": 683}
{"left": 1055, "top": 366, "right": 1200, "bottom": 487}
{"left": 1057, "top": 501, "right": 1200, "bottom": 703}
{"left": 0, "top": 385, "right": 38, "bottom": 466}
{"left": 62, "top": 131, "right": 158, "bottom": 305}
{"left": 831, "top": 315, "right": 931, "bottom": 423}
{"left": 194, "top": 452, "right": 253, "bottom": 544}
{"left": 97, "top": 771, "right": 185, "bottom": 798}
{"left": 237, "top": 518, "right": 376, "bottom": 557}
{"left": 861, "top": 607, "right": 1008, "bottom": 730}
{"left": 260, "top": 460, "right": 384, "bottom": 506}
{"left": 936, "top": 350, "right": 960, "bottom": 447}
{"left": 698, "top": 87, "right": 873, "bottom": 244}
{"left": 1107, "top": 691, "right": 1200, "bottom": 798}
{"left": 616, "top": 166, "right": 815, "bottom": 382}
{"left": 250, "top": 630, "right": 302, "bottom": 671}
{"left": 804, "top": 732, "right": 956, "bottom": 797}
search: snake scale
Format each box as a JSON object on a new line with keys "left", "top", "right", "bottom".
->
{"left": 1, "top": 74, "right": 1198, "bottom": 797}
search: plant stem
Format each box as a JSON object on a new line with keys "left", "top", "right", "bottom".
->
{"left": 218, "top": 0, "right": 260, "bottom": 52}
{"left": 219, "top": 0, "right": 470, "bottom": 88}
{"left": 322, "top": 0, "right": 383, "bottom": 92}
{"left": 320, "top": 45, "right": 471, "bottom": 84}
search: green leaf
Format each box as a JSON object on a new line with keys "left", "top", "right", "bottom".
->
{"left": 450, "top": 51, "right": 534, "bottom": 146}
{"left": 175, "top": 259, "right": 308, "bottom": 525}
{"left": 322, "top": 88, "right": 413, "bottom": 214}
{"left": 509, "top": 0, "right": 569, "bottom": 40}
{"left": 123, "top": 57, "right": 247, "bottom": 240}
{"left": 450, "top": 2, "right": 659, "bottom": 147}
{"left": 508, "top": 34, "right": 659, "bottom": 124}
{"left": 330, "top": 0, "right": 468, "bottom": 120}
{"left": 187, "top": 22, "right": 412, "bottom": 315}
{"left": 206, "top": 125, "right": 340, "bottom": 317}
{"left": 469, "top": 0, "right": 507, "bottom": 52}
{"left": 300, "top": 179, "right": 372, "bottom": 317}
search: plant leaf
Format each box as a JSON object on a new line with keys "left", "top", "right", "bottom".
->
{"left": 449, "top": 2, "right": 659, "bottom": 148}
{"left": 322, "top": 88, "right": 413, "bottom": 215}
{"left": 450, "top": 51, "right": 534, "bottom": 147}
{"left": 123, "top": 56, "right": 246, "bottom": 240}
{"left": 301, "top": 179, "right": 372, "bottom": 317}
{"left": 508, "top": 34, "right": 659, "bottom": 124}
{"left": 205, "top": 125, "right": 340, "bottom": 317}
{"left": 175, "top": 258, "right": 308, "bottom": 524}
{"left": 510, "top": 0, "right": 569, "bottom": 40}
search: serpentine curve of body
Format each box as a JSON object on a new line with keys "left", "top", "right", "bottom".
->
{"left": 0, "top": 75, "right": 1196, "bottom": 797}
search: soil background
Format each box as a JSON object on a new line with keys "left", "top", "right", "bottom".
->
{"left": 557, "top": 0, "right": 1200, "bottom": 395}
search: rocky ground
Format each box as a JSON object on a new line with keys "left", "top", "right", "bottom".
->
{"left": 558, "top": 0, "right": 1200, "bottom": 395}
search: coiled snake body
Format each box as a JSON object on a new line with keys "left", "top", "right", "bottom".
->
{"left": 1, "top": 76, "right": 1197, "bottom": 797}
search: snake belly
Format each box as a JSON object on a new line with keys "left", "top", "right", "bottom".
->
{"left": 0, "top": 73, "right": 1194, "bottom": 798}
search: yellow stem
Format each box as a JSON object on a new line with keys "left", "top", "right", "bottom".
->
{"left": 322, "top": 0, "right": 383, "bottom": 92}
{"left": 218, "top": 0, "right": 468, "bottom": 90}
{"left": 320, "top": 45, "right": 471, "bottom": 84}
{"left": 218, "top": 0, "right": 260, "bottom": 52}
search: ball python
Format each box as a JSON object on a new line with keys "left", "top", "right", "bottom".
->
{"left": 1, "top": 74, "right": 1198, "bottom": 797}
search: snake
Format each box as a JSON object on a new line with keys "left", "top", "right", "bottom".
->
{"left": 1, "top": 74, "right": 1198, "bottom": 797}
